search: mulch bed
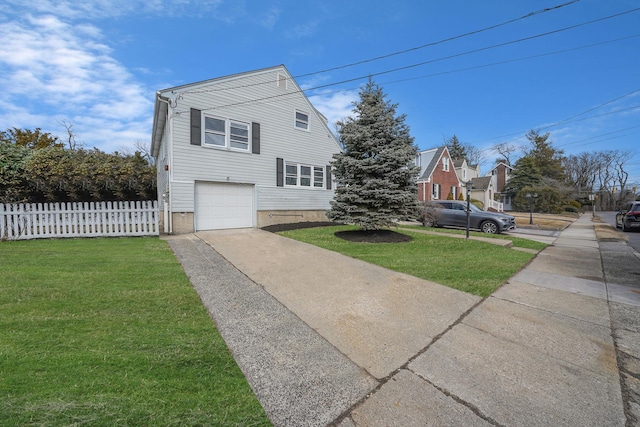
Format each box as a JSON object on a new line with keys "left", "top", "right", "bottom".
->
{"left": 261, "top": 221, "right": 412, "bottom": 243}
{"left": 335, "top": 229, "right": 412, "bottom": 243}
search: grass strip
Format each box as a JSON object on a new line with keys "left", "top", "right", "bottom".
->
{"left": 400, "top": 225, "right": 548, "bottom": 251}
{"left": 0, "top": 237, "right": 270, "bottom": 427}
{"left": 278, "top": 225, "right": 538, "bottom": 298}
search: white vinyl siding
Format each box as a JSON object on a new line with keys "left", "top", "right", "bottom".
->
{"left": 258, "top": 187, "right": 334, "bottom": 210}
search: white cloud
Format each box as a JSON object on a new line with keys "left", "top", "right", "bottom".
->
{"left": 258, "top": 6, "right": 281, "bottom": 30}
{"left": 0, "top": 10, "right": 152, "bottom": 152}
{"left": 308, "top": 89, "right": 358, "bottom": 129}
{"left": 1, "top": 0, "right": 225, "bottom": 19}
{"left": 285, "top": 19, "right": 320, "bottom": 38}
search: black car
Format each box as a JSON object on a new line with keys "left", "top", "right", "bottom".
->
{"left": 420, "top": 200, "right": 516, "bottom": 234}
{"left": 616, "top": 201, "right": 640, "bottom": 232}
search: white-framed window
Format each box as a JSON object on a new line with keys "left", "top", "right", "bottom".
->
{"left": 277, "top": 73, "right": 287, "bottom": 89}
{"left": 229, "top": 121, "right": 249, "bottom": 150}
{"left": 203, "top": 114, "right": 250, "bottom": 152}
{"left": 285, "top": 163, "right": 298, "bottom": 185}
{"left": 313, "top": 167, "right": 324, "bottom": 188}
{"left": 295, "top": 110, "right": 309, "bottom": 130}
{"left": 463, "top": 168, "right": 467, "bottom": 180}
{"left": 451, "top": 186, "right": 457, "bottom": 200}
{"left": 204, "top": 116, "right": 226, "bottom": 147}
{"left": 432, "top": 183, "right": 441, "bottom": 199}
{"left": 442, "top": 157, "right": 450, "bottom": 171}
{"left": 285, "top": 162, "right": 324, "bottom": 188}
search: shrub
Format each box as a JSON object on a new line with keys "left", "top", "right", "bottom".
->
{"left": 562, "top": 205, "right": 579, "bottom": 213}
{"left": 569, "top": 200, "right": 581, "bottom": 209}
{"left": 457, "top": 192, "right": 464, "bottom": 201}
{"left": 470, "top": 198, "right": 484, "bottom": 210}
{"left": 446, "top": 192, "right": 454, "bottom": 200}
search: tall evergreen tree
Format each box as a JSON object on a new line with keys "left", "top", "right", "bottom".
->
{"left": 328, "top": 79, "right": 419, "bottom": 230}
{"left": 446, "top": 134, "right": 466, "bottom": 160}
{"left": 525, "top": 129, "right": 565, "bottom": 181}
{"left": 504, "top": 156, "right": 543, "bottom": 195}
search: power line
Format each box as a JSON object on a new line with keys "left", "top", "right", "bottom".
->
{"left": 539, "top": 88, "right": 640, "bottom": 132}
{"left": 377, "top": 35, "right": 640, "bottom": 92}
{"left": 188, "top": 7, "right": 640, "bottom": 112}
{"left": 473, "top": 86, "right": 640, "bottom": 146}
{"left": 556, "top": 124, "right": 640, "bottom": 148}
{"left": 182, "top": 1, "right": 581, "bottom": 95}
{"left": 294, "top": 1, "right": 581, "bottom": 78}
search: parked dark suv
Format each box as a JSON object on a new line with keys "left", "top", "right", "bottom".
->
{"left": 420, "top": 200, "right": 516, "bottom": 234}
{"left": 616, "top": 201, "right": 640, "bottom": 232}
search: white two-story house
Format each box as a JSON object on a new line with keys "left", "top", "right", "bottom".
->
{"left": 151, "top": 65, "right": 342, "bottom": 234}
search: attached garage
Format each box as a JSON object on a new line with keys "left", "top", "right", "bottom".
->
{"left": 195, "top": 182, "right": 254, "bottom": 230}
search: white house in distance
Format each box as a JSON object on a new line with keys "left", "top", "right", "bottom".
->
{"left": 486, "top": 162, "right": 515, "bottom": 211}
{"left": 452, "top": 159, "right": 503, "bottom": 211}
{"left": 151, "top": 65, "right": 342, "bottom": 234}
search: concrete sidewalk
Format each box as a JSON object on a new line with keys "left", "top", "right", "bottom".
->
{"left": 167, "top": 214, "right": 632, "bottom": 426}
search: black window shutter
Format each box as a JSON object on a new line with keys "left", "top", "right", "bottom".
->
{"left": 276, "top": 158, "right": 284, "bottom": 187}
{"left": 190, "top": 108, "right": 201, "bottom": 145}
{"left": 325, "top": 165, "right": 332, "bottom": 190}
{"left": 251, "top": 122, "right": 260, "bottom": 154}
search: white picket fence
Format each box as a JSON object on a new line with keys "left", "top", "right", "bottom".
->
{"left": 0, "top": 201, "right": 159, "bottom": 240}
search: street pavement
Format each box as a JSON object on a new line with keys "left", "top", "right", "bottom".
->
{"left": 166, "top": 214, "right": 640, "bottom": 426}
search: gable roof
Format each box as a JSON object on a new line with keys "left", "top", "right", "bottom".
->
{"left": 157, "top": 64, "right": 287, "bottom": 94}
{"left": 417, "top": 146, "right": 447, "bottom": 181}
{"left": 471, "top": 176, "right": 493, "bottom": 191}
{"left": 486, "top": 161, "right": 515, "bottom": 175}
{"left": 452, "top": 158, "right": 466, "bottom": 168}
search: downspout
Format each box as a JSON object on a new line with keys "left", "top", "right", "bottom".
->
{"left": 155, "top": 93, "right": 173, "bottom": 235}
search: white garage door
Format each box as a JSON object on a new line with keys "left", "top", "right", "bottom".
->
{"left": 195, "top": 182, "right": 254, "bottom": 230}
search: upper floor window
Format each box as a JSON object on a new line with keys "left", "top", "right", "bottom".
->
{"left": 229, "top": 121, "right": 249, "bottom": 150}
{"left": 277, "top": 73, "right": 287, "bottom": 89}
{"left": 203, "top": 114, "right": 250, "bottom": 152}
{"left": 295, "top": 110, "right": 309, "bottom": 130}
{"left": 442, "top": 157, "right": 450, "bottom": 172}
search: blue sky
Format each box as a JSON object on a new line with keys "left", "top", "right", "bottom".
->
{"left": 1, "top": 0, "right": 639, "bottom": 183}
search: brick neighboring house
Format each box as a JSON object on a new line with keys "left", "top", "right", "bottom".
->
{"left": 416, "top": 146, "right": 461, "bottom": 202}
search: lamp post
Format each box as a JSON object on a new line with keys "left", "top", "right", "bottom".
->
{"left": 466, "top": 180, "right": 473, "bottom": 239}
{"left": 525, "top": 192, "right": 538, "bottom": 225}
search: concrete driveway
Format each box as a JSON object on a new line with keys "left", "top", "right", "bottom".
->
{"left": 166, "top": 215, "right": 637, "bottom": 426}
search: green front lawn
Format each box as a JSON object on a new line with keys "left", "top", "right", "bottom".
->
{"left": 0, "top": 237, "right": 270, "bottom": 426}
{"left": 278, "top": 225, "right": 543, "bottom": 298}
